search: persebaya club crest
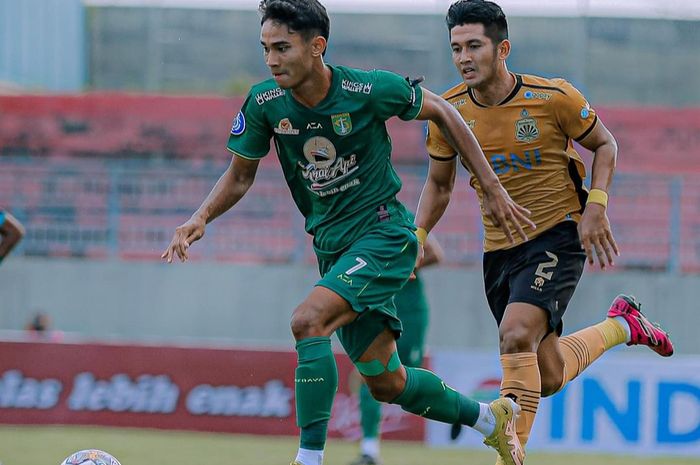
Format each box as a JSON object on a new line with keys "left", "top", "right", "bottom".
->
{"left": 331, "top": 112, "right": 352, "bottom": 136}
{"left": 515, "top": 109, "right": 539, "bottom": 143}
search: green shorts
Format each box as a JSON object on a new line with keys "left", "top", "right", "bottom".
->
{"left": 394, "top": 276, "right": 429, "bottom": 367}
{"left": 316, "top": 221, "right": 418, "bottom": 362}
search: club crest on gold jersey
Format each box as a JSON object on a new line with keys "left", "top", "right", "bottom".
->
{"left": 515, "top": 109, "right": 540, "bottom": 143}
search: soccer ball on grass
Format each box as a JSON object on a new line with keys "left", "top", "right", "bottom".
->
{"left": 60, "top": 449, "right": 121, "bottom": 465}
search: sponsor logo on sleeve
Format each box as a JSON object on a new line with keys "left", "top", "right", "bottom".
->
{"left": 580, "top": 102, "right": 592, "bottom": 119}
{"left": 230, "top": 112, "right": 246, "bottom": 136}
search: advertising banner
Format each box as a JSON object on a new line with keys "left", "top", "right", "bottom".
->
{"left": 0, "top": 340, "right": 423, "bottom": 441}
{"left": 428, "top": 349, "right": 700, "bottom": 456}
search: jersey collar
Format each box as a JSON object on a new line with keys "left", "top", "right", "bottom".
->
{"left": 286, "top": 64, "right": 340, "bottom": 112}
{"left": 467, "top": 73, "right": 522, "bottom": 108}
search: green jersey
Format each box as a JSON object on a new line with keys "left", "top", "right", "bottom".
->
{"left": 226, "top": 64, "right": 424, "bottom": 254}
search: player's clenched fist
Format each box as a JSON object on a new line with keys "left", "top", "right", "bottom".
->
{"left": 161, "top": 216, "right": 206, "bottom": 263}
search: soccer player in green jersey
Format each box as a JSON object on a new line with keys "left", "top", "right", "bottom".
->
{"left": 0, "top": 210, "right": 25, "bottom": 265}
{"left": 162, "top": 1, "right": 534, "bottom": 464}
{"left": 350, "top": 232, "right": 443, "bottom": 465}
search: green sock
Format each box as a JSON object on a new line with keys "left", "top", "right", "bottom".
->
{"left": 391, "top": 366, "right": 480, "bottom": 426}
{"left": 359, "top": 382, "right": 381, "bottom": 439}
{"left": 295, "top": 337, "right": 338, "bottom": 450}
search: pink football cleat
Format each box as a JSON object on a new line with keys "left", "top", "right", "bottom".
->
{"left": 607, "top": 295, "right": 674, "bottom": 357}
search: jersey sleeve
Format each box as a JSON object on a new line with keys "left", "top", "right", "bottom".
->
{"left": 554, "top": 80, "right": 598, "bottom": 142}
{"left": 226, "top": 91, "right": 272, "bottom": 159}
{"left": 0, "top": 211, "right": 5, "bottom": 227}
{"left": 425, "top": 120, "right": 458, "bottom": 160}
{"left": 371, "top": 70, "right": 425, "bottom": 121}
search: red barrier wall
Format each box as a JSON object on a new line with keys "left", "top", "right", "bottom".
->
{"left": 0, "top": 340, "right": 424, "bottom": 441}
{"left": 1, "top": 93, "right": 698, "bottom": 172}
{"left": 0, "top": 93, "right": 424, "bottom": 166}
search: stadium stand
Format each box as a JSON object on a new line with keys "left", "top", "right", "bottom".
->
{"left": 0, "top": 94, "right": 698, "bottom": 271}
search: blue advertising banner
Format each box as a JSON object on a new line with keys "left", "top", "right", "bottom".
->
{"left": 428, "top": 350, "right": 699, "bottom": 456}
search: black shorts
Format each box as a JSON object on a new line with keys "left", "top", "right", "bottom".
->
{"left": 483, "top": 220, "right": 586, "bottom": 335}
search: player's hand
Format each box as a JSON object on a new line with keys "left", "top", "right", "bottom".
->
{"left": 161, "top": 216, "right": 206, "bottom": 263}
{"left": 411, "top": 242, "right": 425, "bottom": 280}
{"left": 482, "top": 183, "right": 535, "bottom": 244}
{"left": 578, "top": 203, "right": 619, "bottom": 269}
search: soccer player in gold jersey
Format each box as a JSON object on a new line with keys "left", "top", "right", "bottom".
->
{"left": 418, "top": 1, "right": 674, "bottom": 460}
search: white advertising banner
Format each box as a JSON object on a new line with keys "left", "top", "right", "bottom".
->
{"left": 428, "top": 349, "right": 700, "bottom": 456}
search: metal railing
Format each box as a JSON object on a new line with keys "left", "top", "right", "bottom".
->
{"left": 1, "top": 157, "right": 698, "bottom": 273}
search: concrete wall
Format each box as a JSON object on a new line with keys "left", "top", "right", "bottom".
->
{"left": 0, "top": 0, "right": 85, "bottom": 91}
{"left": 1, "top": 258, "right": 696, "bottom": 354}
{"left": 86, "top": 7, "right": 700, "bottom": 106}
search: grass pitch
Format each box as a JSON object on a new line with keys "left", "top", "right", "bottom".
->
{"left": 0, "top": 425, "right": 697, "bottom": 465}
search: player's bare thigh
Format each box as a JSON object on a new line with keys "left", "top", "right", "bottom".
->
{"left": 290, "top": 286, "right": 358, "bottom": 340}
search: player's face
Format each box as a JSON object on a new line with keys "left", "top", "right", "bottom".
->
{"left": 260, "top": 20, "right": 316, "bottom": 89}
{"left": 449, "top": 23, "right": 501, "bottom": 88}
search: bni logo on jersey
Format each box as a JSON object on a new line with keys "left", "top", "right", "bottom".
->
{"left": 331, "top": 113, "right": 352, "bottom": 136}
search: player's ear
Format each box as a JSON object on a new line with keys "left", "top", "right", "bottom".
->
{"left": 497, "top": 39, "right": 511, "bottom": 60}
{"left": 310, "top": 35, "right": 327, "bottom": 58}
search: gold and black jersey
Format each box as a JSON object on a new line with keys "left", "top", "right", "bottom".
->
{"left": 426, "top": 73, "right": 597, "bottom": 252}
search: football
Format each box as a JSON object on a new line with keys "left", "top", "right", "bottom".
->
{"left": 60, "top": 449, "right": 121, "bottom": 465}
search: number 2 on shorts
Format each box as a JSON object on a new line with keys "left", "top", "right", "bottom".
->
{"left": 535, "top": 251, "right": 559, "bottom": 281}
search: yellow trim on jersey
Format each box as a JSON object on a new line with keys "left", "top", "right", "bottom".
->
{"left": 226, "top": 146, "right": 264, "bottom": 161}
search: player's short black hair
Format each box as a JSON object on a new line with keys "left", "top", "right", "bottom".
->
{"left": 259, "top": 0, "right": 330, "bottom": 44}
{"left": 446, "top": 0, "right": 508, "bottom": 44}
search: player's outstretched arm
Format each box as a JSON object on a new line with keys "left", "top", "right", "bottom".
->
{"left": 161, "top": 155, "right": 260, "bottom": 263}
{"left": 416, "top": 89, "right": 534, "bottom": 244}
{"left": 0, "top": 212, "right": 25, "bottom": 261}
{"left": 577, "top": 120, "right": 619, "bottom": 269}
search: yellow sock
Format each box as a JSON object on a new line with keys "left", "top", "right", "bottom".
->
{"left": 558, "top": 318, "right": 627, "bottom": 388}
{"left": 500, "top": 352, "right": 540, "bottom": 446}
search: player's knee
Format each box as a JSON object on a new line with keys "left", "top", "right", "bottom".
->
{"left": 499, "top": 325, "right": 538, "bottom": 353}
{"left": 540, "top": 373, "right": 564, "bottom": 397}
{"left": 366, "top": 375, "right": 405, "bottom": 403}
{"left": 290, "top": 306, "right": 324, "bottom": 340}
